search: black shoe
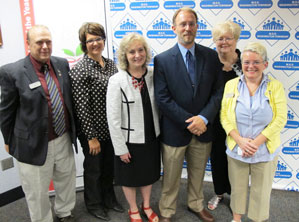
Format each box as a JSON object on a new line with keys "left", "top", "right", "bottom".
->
{"left": 88, "top": 209, "right": 110, "bottom": 221}
{"left": 57, "top": 214, "right": 75, "bottom": 222}
{"left": 105, "top": 201, "right": 124, "bottom": 213}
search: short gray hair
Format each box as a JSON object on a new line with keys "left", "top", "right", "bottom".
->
{"left": 241, "top": 42, "right": 268, "bottom": 62}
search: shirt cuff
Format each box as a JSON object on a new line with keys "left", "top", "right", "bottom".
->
{"left": 198, "top": 115, "right": 208, "bottom": 125}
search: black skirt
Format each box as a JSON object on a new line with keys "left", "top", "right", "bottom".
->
{"left": 114, "top": 138, "right": 161, "bottom": 187}
{"left": 114, "top": 71, "right": 161, "bottom": 187}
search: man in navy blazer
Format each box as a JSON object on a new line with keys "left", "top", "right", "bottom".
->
{"left": 154, "top": 8, "right": 223, "bottom": 222}
{"left": 0, "top": 25, "right": 77, "bottom": 222}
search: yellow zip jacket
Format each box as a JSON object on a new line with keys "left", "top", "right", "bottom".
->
{"left": 220, "top": 75, "right": 287, "bottom": 154}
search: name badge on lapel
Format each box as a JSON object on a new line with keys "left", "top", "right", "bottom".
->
{"left": 29, "top": 81, "right": 41, "bottom": 89}
{"left": 225, "top": 93, "right": 234, "bottom": 98}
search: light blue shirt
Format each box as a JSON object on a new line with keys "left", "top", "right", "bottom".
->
{"left": 226, "top": 74, "right": 280, "bottom": 163}
{"left": 178, "top": 43, "right": 195, "bottom": 73}
{"left": 177, "top": 43, "right": 208, "bottom": 125}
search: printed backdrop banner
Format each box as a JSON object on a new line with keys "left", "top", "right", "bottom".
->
{"left": 23, "top": 0, "right": 299, "bottom": 192}
{"left": 105, "top": 0, "right": 299, "bottom": 192}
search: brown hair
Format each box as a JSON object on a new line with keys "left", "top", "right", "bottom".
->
{"left": 172, "top": 7, "right": 198, "bottom": 26}
{"left": 78, "top": 22, "right": 106, "bottom": 53}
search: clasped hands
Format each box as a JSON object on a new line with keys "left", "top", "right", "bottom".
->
{"left": 185, "top": 116, "right": 207, "bottom": 136}
{"left": 238, "top": 137, "right": 258, "bottom": 157}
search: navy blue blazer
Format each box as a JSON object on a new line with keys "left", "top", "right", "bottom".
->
{"left": 154, "top": 43, "right": 224, "bottom": 147}
{"left": 0, "top": 55, "right": 78, "bottom": 166}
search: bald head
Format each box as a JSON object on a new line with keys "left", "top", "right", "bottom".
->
{"left": 27, "top": 25, "right": 52, "bottom": 63}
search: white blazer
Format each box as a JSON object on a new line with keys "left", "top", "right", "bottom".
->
{"left": 106, "top": 68, "right": 160, "bottom": 156}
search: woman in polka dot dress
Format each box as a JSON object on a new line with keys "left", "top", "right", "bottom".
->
{"left": 69, "top": 22, "right": 123, "bottom": 221}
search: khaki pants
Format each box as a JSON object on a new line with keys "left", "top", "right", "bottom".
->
{"left": 17, "top": 133, "right": 76, "bottom": 222}
{"left": 228, "top": 155, "right": 278, "bottom": 222}
{"left": 159, "top": 136, "right": 211, "bottom": 218}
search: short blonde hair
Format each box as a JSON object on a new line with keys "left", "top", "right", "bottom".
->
{"left": 212, "top": 21, "right": 241, "bottom": 42}
{"left": 241, "top": 42, "right": 268, "bottom": 62}
{"left": 117, "top": 33, "right": 151, "bottom": 70}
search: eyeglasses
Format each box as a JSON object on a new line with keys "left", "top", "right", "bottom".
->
{"left": 216, "top": 37, "right": 234, "bottom": 43}
{"left": 242, "top": 61, "right": 264, "bottom": 66}
{"left": 177, "top": 22, "right": 197, "bottom": 28}
{"left": 86, "top": 37, "right": 105, "bottom": 44}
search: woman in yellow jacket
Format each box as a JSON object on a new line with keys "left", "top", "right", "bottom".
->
{"left": 220, "top": 42, "right": 287, "bottom": 222}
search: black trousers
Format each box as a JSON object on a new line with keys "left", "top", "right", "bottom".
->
{"left": 211, "top": 117, "right": 231, "bottom": 196}
{"left": 79, "top": 134, "right": 117, "bottom": 210}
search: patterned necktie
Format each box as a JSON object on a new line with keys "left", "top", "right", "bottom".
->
{"left": 42, "top": 64, "right": 66, "bottom": 136}
{"left": 186, "top": 50, "right": 196, "bottom": 84}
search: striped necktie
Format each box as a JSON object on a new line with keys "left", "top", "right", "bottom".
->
{"left": 42, "top": 64, "right": 66, "bottom": 136}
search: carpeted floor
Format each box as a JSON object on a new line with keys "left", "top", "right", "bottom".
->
{"left": 0, "top": 179, "right": 298, "bottom": 222}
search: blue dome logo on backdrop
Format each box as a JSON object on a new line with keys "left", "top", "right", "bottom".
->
{"left": 272, "top": 43, "right": 299, "bottom": 76}
{"left": 195, "top": 11, "right": 212, "bottom": 40}
{"left": 274, "top": 157, "right": 292, "bottom": 180}
{"left": 288, "top": 81, "right": 299, "bottom": 101}
{"left": 282, "top": 134, "right": 299, "bottom": 159}
{"left": 226, "top": 12, "right": 251, "bottom": 39}
{"left": 255, "top": 11, "right": 291, "bottom": 46}
{"left": 284, "top": 108, "right": 299, "bottom": 130}
{"left": 147, "top": 12, "right": 175, "bottom": 44}
{"left": 114, "top": 14, "right": 143, "bottom": 38}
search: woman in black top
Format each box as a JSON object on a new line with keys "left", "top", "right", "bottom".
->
{"left": 208, "top": 20, "right": 242, "bottom": 211}
{"left": 69, "top": 22, "right": 123, "bottom": 221}
{"left": 107, "top": 33, "right": 160, "bottom": 222}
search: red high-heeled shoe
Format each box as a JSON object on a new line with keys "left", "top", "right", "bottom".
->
{"left": 128, "top": 209, "right": 143, "bottom": 222}
{"left": 141, "top": 204, "right": 159, "bottom": 222}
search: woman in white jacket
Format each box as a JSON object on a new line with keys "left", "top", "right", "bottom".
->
{"left": 107, "top": 33, "right": 160, "bottom": 222}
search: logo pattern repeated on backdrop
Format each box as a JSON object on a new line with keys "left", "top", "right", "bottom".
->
{"left": 106, "top": 0, "right": 299, "bottom": 191}
{"left": 288, "top": 81, "right": 299, "bottom": 101}
{"left": 226, "top": 12, "right": 251, "bottom": 39}
{"left": 146, "top": 12, "right": 175, "bottom": 44}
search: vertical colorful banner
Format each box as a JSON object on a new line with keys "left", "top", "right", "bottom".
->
{"left": 19, "top": 0, "right": 35, "bottom": 54}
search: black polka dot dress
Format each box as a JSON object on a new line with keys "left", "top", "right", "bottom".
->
{"left": 69, "top": 54, "right": 117, "bottom": 141}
